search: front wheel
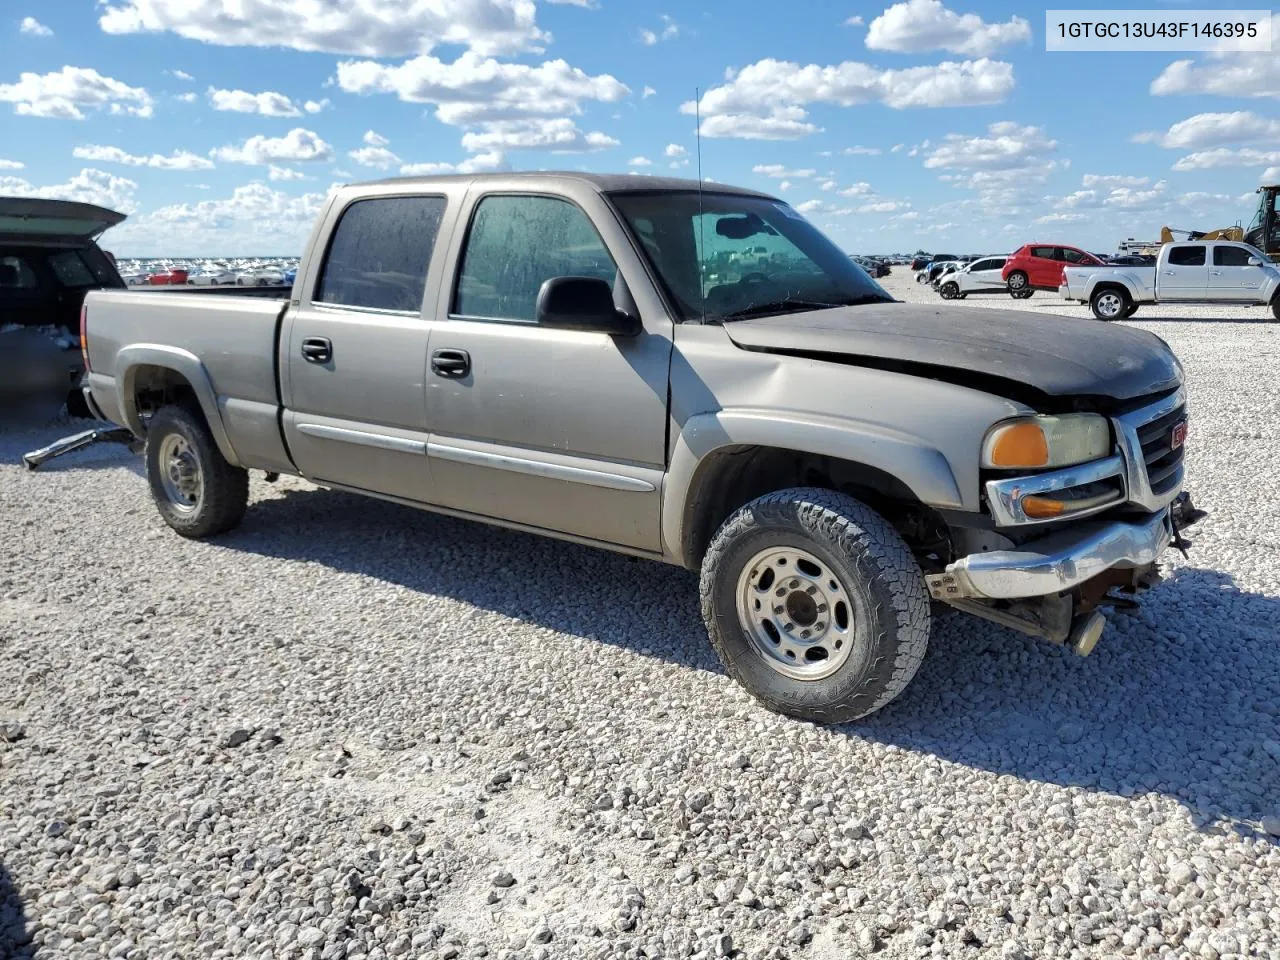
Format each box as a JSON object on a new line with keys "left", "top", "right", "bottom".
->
{"left": 940, "top": 281, "right": 959, "bottom": 300}
{"left": 1272, "top": 297, "right": 1280, "bottom": 321}
{"left": 700, "top": 488, "right": 931, "bottom": 724}
{"left": 145, "top": 404, "right": 248, "bottom": 538}
{"left": 1091, "top": 287, "right": 1130, "bottom": 321}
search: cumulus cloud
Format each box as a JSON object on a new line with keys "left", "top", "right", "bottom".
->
{"left": 665, "top": 143, "right": 687, "bottom": 158}
{"left": 363, "top": 130, "right": 390, "bottom": 148}
{"left": 752, "top": 164, "right": 816, "bottom": 179}
{"left": 843, "top": 146, "right": 882, "bottom": 156}
{"left": 682, "top": 57, "right": 1014, "bottom": 139}
{"left": 168, "top": 69, "right": 194, "bottom": 81}
{"left": 1080, "top": 174, "right": 1149, "bottom": 189}
{"left": 399, "top": 151, "right": 510, "bottom": 175}
{"left": 642, "top": 86, "right": 657, "bottom": 98}
{"left": 208, "top": 87, "right": 304, "bottom": 117}
{"left": 98, "top": 0, "right": 549, "bottom": 58}
{"left": 1150, "top": 15, "right": 1280, "bottom": 99}
{"left": 72, "top": 144, "right": 215, "bottom": 170}
{"left": 837, "top": 182, "right": 873, "bottom": 196}
{"left": 1171, "top": 147, "right": 1280, "bottom": 171}
{"left": 268, "top": 166, "right": 308, "bottom": 181}
{"left": 20, "top": 17, "right": 53, "bottom": 37}
{"left": 0, "top": 66, "right": 153, "bottom": 119}
{"left": 628, "top": 156, "right": 653, "bottom": 166}
{"left": 304, "top": 99, "right": 329, "bottom": 114}
{"left": 336, "top": 52, "right": 626, "bottom": 154}
{"left": 639, "top": 15, "right": 678, "bottom": 45}
{"left": 1133, "top": 111, "right": 1280, "bottom": 149}
{"left": 924, "top": 121, "right": 1061, "bottom": 187}
{"left": 109, "top": 182, "right": 332, "bottom": 255}
{"left": 866, "top": 0, "right": 1031, "bottom": 56}
{"left": 0, "top": 159, "right": 25, "bottom": 170}
{"left": 0, "top": 168, "right": 138, "bottom": 213}
{"left": 211, "top": 128, "right": 333, "bottom": 165}
{"left": 348, "top": 131, "right": 400, "bottom": 169}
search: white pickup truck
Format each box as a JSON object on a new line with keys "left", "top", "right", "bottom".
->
{"left": 1060, "top": 240, "right": 1280, "bottom": 320}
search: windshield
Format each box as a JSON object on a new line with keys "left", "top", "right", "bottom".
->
{"left": 609, "top": 191, "right": 893, "bottom": 321}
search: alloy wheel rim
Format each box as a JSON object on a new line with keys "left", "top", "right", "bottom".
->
{"left": 735, "top": 546, "right": 856, "bottom": 681}
{"left": 157, "top": 433, "right": 203, "bottom": 514}
{"left": 1097, "top": 293, "right": 1123, "bottom": 318}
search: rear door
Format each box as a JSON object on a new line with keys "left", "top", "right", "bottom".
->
{"left": 281, "top": 192, "right": 455, "bottom": 502}
{"left": 965, "top": 258, "right": 1006, "bottom": 291}
{"left": 1208, "top": 243, "right": 1267, "bottom": 301}
{"left": 1160, "top": 244, "right": 1209, "bottom": 300}
{"left": 1028, "top": 246, "right": 1057, "bottom": 287}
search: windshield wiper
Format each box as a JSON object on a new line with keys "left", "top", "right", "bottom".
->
{"left": 719, "top": 293, "right": 894, "bottom": 320}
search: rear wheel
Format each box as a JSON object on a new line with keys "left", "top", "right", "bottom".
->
{"left": 1091, "top": 287, "right": 1130, "bottom": 321}
{"left": 1272, "top": 296, "right": 1279, "bottom": 321}
{"left": 700, "top": 488, "right": 931, "bottom": 723}
{"left": 1007, "top": 271, "right": 1031, "bottom": 298}
{"left": 145, "top": 404, "right": 248, "bottom": 538}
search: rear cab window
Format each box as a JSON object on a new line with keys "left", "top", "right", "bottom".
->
{"left": 315, "top": 195, "right": 447, "bottom": 313}
{"left": 1168, "top": 246, "right": 1206, "bottom": 267}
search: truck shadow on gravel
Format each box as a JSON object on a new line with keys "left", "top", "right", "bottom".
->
{"left": 1, "top": 863, "right": 33, "bottom": 960}
{"left": 229, "top": 487, "right": 1279, "bottom": 836}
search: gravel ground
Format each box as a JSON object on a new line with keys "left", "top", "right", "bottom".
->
{"left": 2, "top": 274, "right": 1279, "bottom": 960}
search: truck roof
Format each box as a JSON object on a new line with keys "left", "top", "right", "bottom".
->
{"left": 364, "top": 171, "right": 775, "bottom": 198}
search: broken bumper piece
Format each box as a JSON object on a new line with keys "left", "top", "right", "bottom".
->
{"left": 927, "top": 508, "right": 1176, "bottom": 602}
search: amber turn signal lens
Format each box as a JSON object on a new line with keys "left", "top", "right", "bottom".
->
{"left": 987, "top": 422, "right": 1049, "bottom": 468}
{"left": 1021, "top": 495, "right": 1068, "bottom": 518}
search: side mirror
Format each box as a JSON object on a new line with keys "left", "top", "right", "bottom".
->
{"left": 535, "top": 276, "right": 641, "bottom": 336}
{"left": 1247, "top": 256, "right": 1263, "bottom": 266}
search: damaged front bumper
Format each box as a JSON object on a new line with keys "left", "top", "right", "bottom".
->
{"left": 927, "top": 508, "right": 1174, "bottom": 602}
{"left": 926, "top": 492, "right": 1205, "bottom": 654}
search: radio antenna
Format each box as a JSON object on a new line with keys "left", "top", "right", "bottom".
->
{"left": 696, "top": 86, "right": 706, "bottom": 323}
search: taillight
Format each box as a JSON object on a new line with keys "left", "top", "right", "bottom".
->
{"left": 80, "top": 302, "right": 90, "bottom": 373}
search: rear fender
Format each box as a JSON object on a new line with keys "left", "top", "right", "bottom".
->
{"left": 115, "top": 344, "right": 242, "bottom": 466}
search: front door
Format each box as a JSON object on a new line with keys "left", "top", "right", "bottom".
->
{"left": 1160, "top": 244, "right": 1209, "bottom": 300}
{"left": 282, "top": 194, "right": 449, "bottom": 502}
{"left": 966, "top": 258, "right": 1006, "bottom": 291}
{"left": 424, "top": 191, "right": 672, "bottom": 551}
{"left": 1208, "top": 243, "right": 1267, "bottom": 302}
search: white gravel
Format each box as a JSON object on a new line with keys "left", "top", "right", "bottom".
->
{"left": 2, "top": 273, "right": 1279, "bottom": 960}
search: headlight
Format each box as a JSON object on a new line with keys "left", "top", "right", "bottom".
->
{"left": 982, "top": 414, "right": 1111, "bottom": 469}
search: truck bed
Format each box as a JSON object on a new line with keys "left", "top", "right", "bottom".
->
{"left": 82, "top": 288, "right": 292, "bottom": 472}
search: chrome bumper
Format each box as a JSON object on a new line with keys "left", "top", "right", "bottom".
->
{"left": 926, "top": 508, "right": 1173, "bottom": 601}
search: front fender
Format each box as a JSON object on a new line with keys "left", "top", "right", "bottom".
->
{"left": 115, "top": 344, "right": 242, "bottom": 467}
{"left": 662, "top": 408, "right": 965, "bottom": 565}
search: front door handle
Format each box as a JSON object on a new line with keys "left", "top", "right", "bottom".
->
{"left": 301, "top": 336, "right": 332, "bottom": 364}
{"left": 431, "top": 348, "right": 470, "bottom": 378}
{"left": 1210, "top": 270, "right": 1223, "bottom": 276}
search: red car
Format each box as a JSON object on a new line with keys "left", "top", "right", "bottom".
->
{"left": 146, "top": 268, "right": 189, "bottom": 286}
{"left": 1002, "top": 244, "right": 1102, "bottom": 299}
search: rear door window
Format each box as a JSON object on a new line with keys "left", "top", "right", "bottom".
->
{"left": 1059, "top": 247, "right": 1088, "bottom": 264}
{"left": 1168, "top": 246, "right": 1206, "bottom": 266}
{"left": 1213, "top": 245, "right": 1253, "bottom": 267}
{"left": 1030, "top": 246, "right": 1055, "bottom": 259}
{"left": 315, "top": 196, "right": 447, "bottom": 313}
{"left": 0, "top": 255, "right": 39, "bottom": 289}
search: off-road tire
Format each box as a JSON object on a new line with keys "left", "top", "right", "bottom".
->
{"left": 699, "top": 487, "right": 931, "bottom": 723}
{"left": 1091, "top": 287, "right": 1131, "bottom": 321}
{"left": 940, "top": 281, "right": 959, "bottom": 300}
{"left": 145, "top": 404, "right": 248, "bottom": 538}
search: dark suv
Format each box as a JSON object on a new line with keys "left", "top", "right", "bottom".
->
{"left": 1, "top": 197, "right": 127, "bottom": 417}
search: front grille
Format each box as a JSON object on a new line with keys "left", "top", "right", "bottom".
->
{"left": 1136, "top": 404, "right": 1186, "bottom": 496}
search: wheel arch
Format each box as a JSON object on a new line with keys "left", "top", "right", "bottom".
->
{"left": 116, "top": 345, "right": 242, "bottom": 466}
{"left": 665, "top": 414, "right": 963, "bottom": 569}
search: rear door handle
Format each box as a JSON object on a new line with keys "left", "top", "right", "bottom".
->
{"left": 301, "top": 337, "right": 332, "bottom": 363}
{"left": 1210, "top": 271, "right": 1223, "bottom": 276}
{"left": 431, "top": 348, "right": 470, "bottom": 378}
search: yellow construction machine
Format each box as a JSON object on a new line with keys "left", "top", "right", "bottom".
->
{"left": 1156, "top": 184, "right": 1279, "bottom": 261}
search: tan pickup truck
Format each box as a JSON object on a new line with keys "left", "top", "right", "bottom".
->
{"left": 81, "top": 173, "right": 1202, "bottom": 722}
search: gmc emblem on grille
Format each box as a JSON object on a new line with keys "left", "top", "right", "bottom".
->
{"left": 1170, "top": 420, "right": 1188, "bottom": 450}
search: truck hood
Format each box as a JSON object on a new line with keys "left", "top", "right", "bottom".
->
{"left": 723, "top": 302, "right": 1182, "bottom": 408}
{"left": 0, "top": 197, "right": 126, "bottom": 246}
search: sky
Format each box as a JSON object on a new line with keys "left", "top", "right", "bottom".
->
{"left": 1, "top": 0, "right": 1277, "bottom": 256}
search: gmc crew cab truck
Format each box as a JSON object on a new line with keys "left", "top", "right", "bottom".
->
{"left": 82, "top": 174, "right": 1201, "bottom": 723}
{"left": 1061, "top": 239, "right": 1280, "bottom": 321}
